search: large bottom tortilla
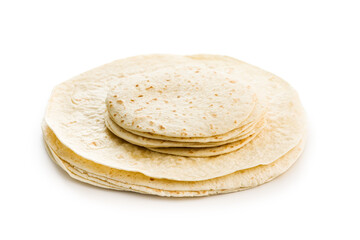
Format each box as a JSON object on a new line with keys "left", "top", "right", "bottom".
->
{"left": 44, "top": 54, "right": 306, "bottom": 181}
{"left": 43, "top": 124, "right": 305, "bottom": 197}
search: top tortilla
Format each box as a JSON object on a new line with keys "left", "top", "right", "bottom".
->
{"left": 106, "top": 64, "right": 256, "bottom": 137}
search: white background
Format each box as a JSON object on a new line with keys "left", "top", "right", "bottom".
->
{"left": 1, "top": 1, "right": 359, "bottom": 239}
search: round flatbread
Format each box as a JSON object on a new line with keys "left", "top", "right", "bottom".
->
{"left": 44, "top": 54, "right": 306, "bottom": 181}
{"left": 106, "top": 64, "right": 256, "bottom": 137}
{"left": 43, "top": 123, "right": 305, "bottom": 197}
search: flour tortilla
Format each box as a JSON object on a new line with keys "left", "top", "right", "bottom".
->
{"left": 44, "top": 54, "right": 306, "bottom": 181}
{"left": 107, "top": 64, "right": 256, "bottom": 137}
{"left": 43, "top": 123, "right": 305, "bottom": 197}
{"left": 105, "top": 111, "right": 265, "bottom": 148}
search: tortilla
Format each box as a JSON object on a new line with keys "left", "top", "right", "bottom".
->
{"left": 43, "top": 123, "right": 305, "bottom": 197}
{"left": 106, "top": 64, "right": 256, "bottom": 137}
{"left": 44, "top": 54, "right": 306, "bottom": 181}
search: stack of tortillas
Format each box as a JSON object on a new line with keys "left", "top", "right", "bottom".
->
{"left": 42, "top": 54, "right": 306, "bottom": 197}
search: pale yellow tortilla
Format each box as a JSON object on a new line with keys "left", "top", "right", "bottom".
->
{"left": 44, "top": 54, "right": 306, "bottom": 181}
{"left": 43, "top": 123, "right": 305, "bottom": 197}
{"left": 107, "top": 64, "right": 256, "bottom": 137}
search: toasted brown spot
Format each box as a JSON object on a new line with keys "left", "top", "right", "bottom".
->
{"left": 135, "top": 84, "right": 139, "bottom": 87}
{"left": 113, "top": 95, "right": 118, "bottom": 98}
{"left": 202, "top": 116, "right": 206, "bottom": 120}
{"left": 177, "top": 96, "right": 181, "bottom": 98}
{"left": 214, "top": 94, "right": 218, "bottom": 96}
{"left": 150, "top": 178, "right": 155, "bottom": 181}
{"left": 131, "top": 121, "right": 134, "bottom": 126}
{"left": 121, "top": 120, "right": 124, "bottom": 123}
{"left": 172, "top": 110, "right": 176, "bottom": 112}
{"left": 209, "top": 104, "right": 213, "bottom": 107}
{"left": 138, "top": 95, "right": 143, "bottom": 97}
{"left": 212, "top": 113, "right": 217, "bottom": 117}
{"left": 91, "top": 142, "right": 97, "bottom": 146}
{"left": 130, "top": 99, "right": 134, "bottom": 102}
{"left": 146, "top": 86, "right": 153, "bottom": 90}
{"left": 149, "top": 121, "right": 154, "bottom": 126}
{"left": 108, "top": 100, "right": 112, "bottom": 103}
{"left": 113, "top": 114, "right": 117, "bottom": 117}
{"left": 117, "top": 100, "right": 123, "bottom": 104}
{"left": 159, "top": 125, "right": 165, "bottom": 130}
{"left": 164, "top": 100, "right": 169, "bottom": 103}
{"left": 153, "top": 98, "right": 157, "bottom": 101}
